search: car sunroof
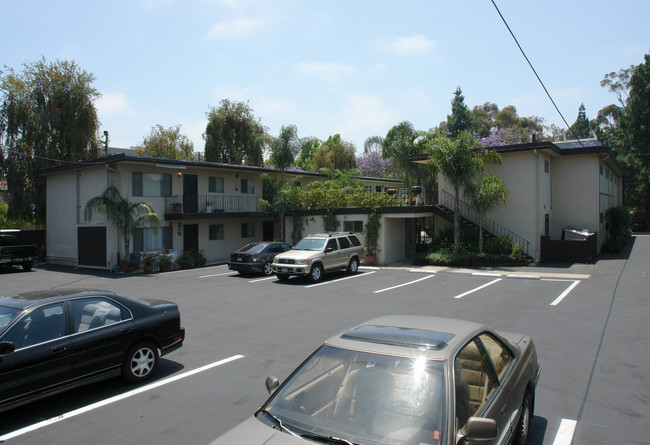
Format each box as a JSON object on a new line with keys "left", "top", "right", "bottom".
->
{"left": 341, "top": 324, "right": 454, "bottom": 350}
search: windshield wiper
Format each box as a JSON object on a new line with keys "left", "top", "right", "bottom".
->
{"left": 301, "top": 433, "right": 358, "bottom": 445}
{"left": 261, "top": 410, "right": 300, "bottom": 437}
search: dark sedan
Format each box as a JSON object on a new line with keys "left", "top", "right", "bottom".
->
{"left": 0, "top": 288, "right": 185, "bottom": 413}
{"left": 228, "top": 242, "right": 292, "bottom": 276}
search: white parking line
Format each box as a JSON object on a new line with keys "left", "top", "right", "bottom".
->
{"left": 453, "top": 278, "right": 503, "bottom": 299}
{"left": 198, "top": 272, "right": 235, "bottom": 278}
{"left": 374, "top": 274, "right": 435, "bottom": 294}
{"left": 552, "top": 418, "right": 577, "bottom": 445}
{"left": 248, "top": 276, "right": 276, "bottom": 283}
{"left": 548, "top": 280, "right": 581, "bottom": 306}
{"left": 0, "top": 355, "right": 244, "bottom": 442}
{"left": 305, "top": 271, "right": 377, "bottom": 288}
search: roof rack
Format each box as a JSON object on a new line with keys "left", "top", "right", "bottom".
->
{"left": 307, "top": 232, "right": 354, "bottom": 237}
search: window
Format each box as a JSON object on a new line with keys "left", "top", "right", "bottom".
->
{"left": 600, "top": 164, "right": 604, "bottom": 176}
{"left": 479, "top": 333, "right": 513, "bottom": 380}
{"left": 344, "top": 220, "right": 363, "bottom": 233}
{"left": 375, "top": 185, "right": 382, "bottom": 192}
{"left": 69, "top": 298, "right": 125, "bottom": 333}
{"left": 544, "top": 160, "right": 550, "bottom": 173}
{"left": 209, "top": 224, "right": 224, "bottom": 240}
{"left": 326, "top": 239, "right": 338, "bottom": 251}
{"left": 338, "top": 236, "right": 351, "bottom": 249}
{"left": 2, "top": 303, "right": 66, "bottom": 349}
{"left": 241, "top": 178, "right": 255, "bottom": 194}
{"left": 132, "top": 173, "right": 171, "bottom": 197}
{"left": 454, "top": 338, "right": 498, "bottom": 429}
{"left": 209, "top": 177, "right": 224, "bottom": 193}
{"left": 133, "top": 226, "right": 172, "bottom": 252}
{"left": 241, "top": 223, "right": 255, "bottom": 238}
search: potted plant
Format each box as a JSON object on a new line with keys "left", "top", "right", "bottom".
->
{"left": 176, "top": 251, "right": 194, "bottom": 269}
{"left": 142, "top": 254, "right": 155, "bottom": 273}
{"left": 158, "top": 255, "right": 173, "bottom": 272}
{"left": 193, "top": 250, "right": 207, "bottom": 267}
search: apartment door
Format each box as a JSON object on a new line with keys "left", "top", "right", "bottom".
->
{"left": 183, "top": 174, "right": 198, "bottom": 213}
{"left": 183, "top": 224, "right": 199, "bottom": 253}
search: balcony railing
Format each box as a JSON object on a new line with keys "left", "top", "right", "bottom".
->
{"left": 165, "top": 195, "right": 261, "bottom": 214}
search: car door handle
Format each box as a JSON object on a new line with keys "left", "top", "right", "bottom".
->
{"left": 120, "top": 328, "right": 131, "bottom": 334}
{"left": 52, "top": 346, "right": 66, "bottom": 353}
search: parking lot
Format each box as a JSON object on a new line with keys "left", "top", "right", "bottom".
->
{"left": 1, "top": 235, "right": 648, "bottom": 445}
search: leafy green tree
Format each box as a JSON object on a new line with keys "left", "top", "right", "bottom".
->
{"left": 471, "top": 103, "right": 544, "bottom": 142}
{"left": 465, "top": 174, "right": 509, "bottom": 253}
{"left": 0, "top": 58, "right": 101, "bottom": 222}
{"left": 427, "top": 131, "right": 501, "bottom": 253}
{"left": 595, "top": 53, "right": 650, "bottom": 229}
{"left": 203, "top": 99, "right": 264, "bottom": 166}
{"left": 294, "top": 137, "right": 320, "bottom": 171}
{"left": 446, "top": 87, "right": 475, "bottom": 138}
{"left": 382, "top": 121, "right": 422, "bottom": 189}
{"left": 621, "top": 53, "right": 650, "bottom": 226}
{"left": 268, "top": 125, "right": 300, "bottom": 184}
{"left": 312, "top": 134, "right": 356, "bottom": 171}
{"left": 136, "top": 124, "right": 196, "bottom": 160}
{"left": 569, "top": 104, "right": 594, "bottom": 139}
{"left": 84, "top": 186, "right": 161, "bottom": 261}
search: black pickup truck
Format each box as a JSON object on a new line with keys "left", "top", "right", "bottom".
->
{"left": 0, "top": 234, "right": 39, "bottom": 271}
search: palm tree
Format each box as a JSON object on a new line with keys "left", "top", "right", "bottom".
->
{"left": 268, "top": 125, "right": 300, "bottom": 239}
{"left": 465, "top": 174, "right": 509, "bottom": 253}
{"left": 428, "top": 131, "right": 500, "bottom": 254}
{"left": 84, "top": 186, "right": 161, "bottom": 261}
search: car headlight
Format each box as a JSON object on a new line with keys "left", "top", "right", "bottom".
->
{"left": 295, "top": 259, "right": 309, "bottom": 265}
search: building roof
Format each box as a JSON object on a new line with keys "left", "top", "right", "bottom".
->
{"left": 409, "top": 138, "right": 624, "bottom": 176}
{"left": 37, "top": 152, "right": 401, "bottom": 184}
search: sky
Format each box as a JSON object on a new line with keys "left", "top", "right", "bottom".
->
{"left": 2, "top": 0, "right": 648, "bottom": 156}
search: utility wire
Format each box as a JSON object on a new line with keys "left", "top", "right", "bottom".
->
{"left": 490, "top": 0, "right": 583, "bottom": 146}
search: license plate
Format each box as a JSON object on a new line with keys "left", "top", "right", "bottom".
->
{"left": 281, "top": 268, "right": 288, "bottom": 273}
{"left": 237, "top": 258, "right": 242, "bottom": 262}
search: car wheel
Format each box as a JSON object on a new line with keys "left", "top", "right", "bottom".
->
{"left": 277, "top": 274, "right": 290, "bottom": 281}
{"left": 263, "top": 262, "right": 274, "bottom": 276}
{"left": 346, "top": 257, "right": 359, "bottom": 274}
{"left": 122, "top": 341, "right": 159, "bottom": 383}
{"left": 513, "top": 391, "right": 533, "bottom": 445}
{"left": 22, "top": 262, "right": 33, "bottom": 271}
{"left": 309, "top": 263, "right": 323, "bottom": 282}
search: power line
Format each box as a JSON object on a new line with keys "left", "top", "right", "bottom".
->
{"left": 490, "top": 0, "right": 583, "bottom": 146}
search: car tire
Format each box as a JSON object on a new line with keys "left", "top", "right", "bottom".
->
{"left": 277, "top": 274, "right": 290, "bottom": 281}
{"left": 263, "top": 262, "right": 274, "bottom": 276}
{"left": 513, "top": 391, "right": 533, "bottom": 445}
{"left": 309, "top": 263, "right": 323, "bottom": 282}
{"left": 122, "top": 341, "right": 159, "bottom": 383}
{"left": 346, "top": 257, "right": 359, "bottom": 274}
{"left": 22, "top": 262, "right": 33, "bottom": 271}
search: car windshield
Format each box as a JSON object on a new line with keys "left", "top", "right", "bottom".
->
{"left": 0, "top": 306, "right": 22, "bottom": 334}
{"left": 259, "top": 345, "right": 447, "bottom": 445}
{"left": 240, "top": 243, "right": 267, "bottom": 254}
{"left": 293, "top": 238, "right": 326, "bottom": 251}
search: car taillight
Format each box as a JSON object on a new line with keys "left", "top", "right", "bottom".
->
{"left": 230, "top": 254, "right": 236, "bottom": 261}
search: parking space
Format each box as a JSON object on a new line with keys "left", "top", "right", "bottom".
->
{"left": 0, "top": 236, "right": 647, "bottom": 445}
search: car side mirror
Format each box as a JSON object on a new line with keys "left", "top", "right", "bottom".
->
{"left": 0, "top": 341, "right": 16, "bottom": 355}
{"left": 461, "top": 417, "right": 497, "bottom": 442}
{"left": 265, "top": 376, "right": 280, "bottom": 395}
{"left": 325, "top": 248, "right": 333, "bottom": 253}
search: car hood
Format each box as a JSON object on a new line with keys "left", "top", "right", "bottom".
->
{"left": 209, "top": 417, "right": 306, "bottom": 444}
{"left": 275, "top": 250, "right": 319, "bottom": 261}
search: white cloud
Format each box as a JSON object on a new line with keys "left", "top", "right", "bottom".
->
{"left": 96, "top": 92, "right": 133, "bottom": 117}
{"left": 295, "top": 61, "right": 354, "bottom": 83}
{"left": 384, "top": 34, "right": 436, "bottom": 56}
{"left": 253, "top": 97, "right": 298, "bottom": 116}
{"left": 334, "top": 94, "right": 395, "bottom": 150}
{"left": 210, "top": 82, "right": 259, "bottom": 103}
{"left": 206, "top": 16, "right": 272, "bottom": 38}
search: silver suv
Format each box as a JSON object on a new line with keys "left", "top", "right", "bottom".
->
{"left": 272, "top": 232, "right": 364, "bottom": 282}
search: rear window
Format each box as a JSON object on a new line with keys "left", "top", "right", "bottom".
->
{"left": 240, "top": 243, "right": 267, "bottom": 254}
{"left": 348, "top": 235, "right": 361, "bottom": 247}
{"left": 0, "top": 235, "right": 18, "bottom": 247}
